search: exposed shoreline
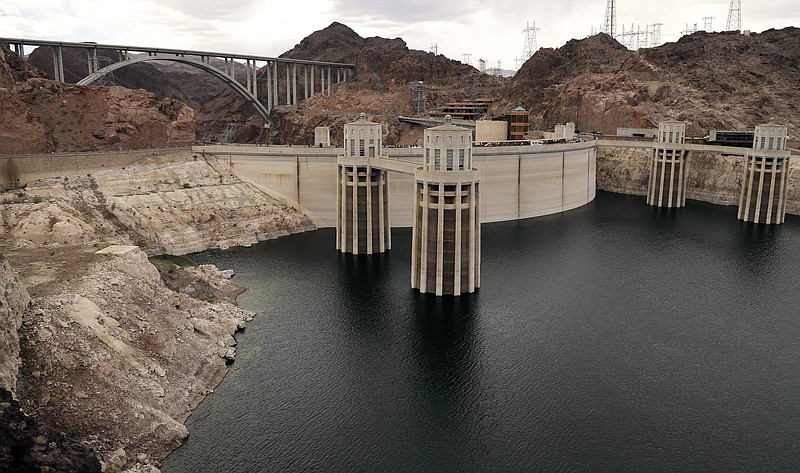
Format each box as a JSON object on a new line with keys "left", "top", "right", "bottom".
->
{"left": 2, "top": 145, "right": 798, "bottom": 472}
{"left": 0, "top": 152, "right": 316, "bottom": 472}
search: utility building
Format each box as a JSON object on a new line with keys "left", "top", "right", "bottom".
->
{"left": 336, "top": 113, "right": 391, "bottom": 254}
{"left": 412, "top": 116, "right": 481, "bottom": 296}
{"left": 738, "top": 120, "right": 791, "bottom": 224}
{"left": 509, "top": 106, "right": 529, "bottom": 140}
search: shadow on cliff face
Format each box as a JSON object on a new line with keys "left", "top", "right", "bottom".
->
{"left": 0, "top": 388, "right": 101, "bottom": 472}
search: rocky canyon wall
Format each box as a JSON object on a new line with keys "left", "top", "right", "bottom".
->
{"left": 0, "top": 255, "right": 30, "bottom": 394}
{"left": 0, "top": 152, "right": 316, "bottom": 471}
{"left": 597, "top": 146, "right": 800, "bottom": 213}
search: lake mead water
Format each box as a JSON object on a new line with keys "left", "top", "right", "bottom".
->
{"left": 163, "top": 191, "right": 799, "bottom": 472}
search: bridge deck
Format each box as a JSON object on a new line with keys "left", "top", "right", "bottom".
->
{"left": 0, "top": 37, "right": 356, "bottom": 68}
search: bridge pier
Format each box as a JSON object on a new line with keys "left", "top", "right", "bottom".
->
{"left": 738, "top": 120, "right": 791, "bottom": 224}
{"left": 647, "top": 120, "right": 688, "bottom": 208}
{"left": 311, "top": 65, "right": 315, "bottom": 96}
{"left": 86, "top": 48, "right": 98, "bottom": 74}
{"left": 286, "top": 64, "right": 291, "bottom": 105}
{"left": 272, "top": 61, "right": 278, "bottom": 107}
{"left": 412, "top": 116, "right": 480, "bottom": 296}
{"left": 336, "top": 113, "right": 391, "bottom": 254}
{"left": 292, "top": 64, "right": 298, "bottom": 105}
{"left": 266, "top": 63, "right": 273, "bottom": 111}
{"left": 304, "top": 65, "right": 309, "bottom": 99}
{"left": 327, "top": 66, "right": 331, "bottom": 96}
{"left": 52, "top": 45, "right": 64, "bottom": 82}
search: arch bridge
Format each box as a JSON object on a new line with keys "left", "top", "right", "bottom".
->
{"left": 2, "top": 38, "right": 355, "bottom": 122}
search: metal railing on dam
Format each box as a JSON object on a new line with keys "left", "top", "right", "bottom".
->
{"left": 596, "top": 139, "right": 751, "bottom": 156}
{"left": 193, "top": 141, "right": 598, "bottom": 227}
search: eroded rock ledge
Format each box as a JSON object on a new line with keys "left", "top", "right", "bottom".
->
{"left": 0, "top": 153, "right": 316, "bottom": 471}
{"left": 596, "top": 147, "right": 800, "bottom": 213}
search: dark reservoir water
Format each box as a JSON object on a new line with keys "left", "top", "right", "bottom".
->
{"left": 163, "top": 191, "right": 799, "bottom": 472}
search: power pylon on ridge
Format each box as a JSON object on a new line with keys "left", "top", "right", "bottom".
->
{"left": 462, "top": 53, "right": 471, "bottom": 66}
{"left": 522, "top": 20, "right": 541, "bottom": 60}
{"left": 650, "top": 23, "right": 662, "bottom": 47}
{"left": 726, "top": 0, "right": 741, "bottom": 32}
{"left": 604, "top": 0, "right": 617, "bottom": 38}
{"left": 703, "top": 16, "right": 714, "bottom": 32}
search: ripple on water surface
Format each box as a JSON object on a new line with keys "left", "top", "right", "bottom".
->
{"left": 163, "top": 192, "right": 800, "bottom": 472}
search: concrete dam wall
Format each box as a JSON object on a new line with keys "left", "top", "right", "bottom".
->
{"left": 194, "top": 141, "right": 598, "bottom": 228}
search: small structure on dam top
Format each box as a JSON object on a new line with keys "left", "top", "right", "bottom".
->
{"left": 647, "top": 120, "right": 688, "bottom": 208}
{"left": 412, "top": 116, "right": 481, "bottom": 296}
{"left": 738, "top": 119, "right": 791, "bottom": 224}
{"left": 336, "top": 113, "right": 391, "bottom": 254}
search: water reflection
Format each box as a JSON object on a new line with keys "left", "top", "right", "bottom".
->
{"left": 163, "top": 193, "right": 800, "bottom": 473}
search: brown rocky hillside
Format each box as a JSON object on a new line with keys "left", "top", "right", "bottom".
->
{"left": 0, "top": 43, "right": 195, "bottom": 154}
{"left": 504, "top": 28, "right": 800, "bottom": 137}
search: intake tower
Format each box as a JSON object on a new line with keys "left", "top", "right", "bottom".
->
{"left": 738, "top": 120, "right": 791, "bottom": 224}
{"left": 647, "top": 120, "right": 688, "bottom": 208}
{"left": 411, "top": 116, "right": 481, "bottom": 296}
{"left": 336, "top": 113, "right": 391, "bottom": 254}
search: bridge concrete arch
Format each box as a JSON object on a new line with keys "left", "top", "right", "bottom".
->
{"left": 76, "top": 56, "right": 270, "bottom": 123}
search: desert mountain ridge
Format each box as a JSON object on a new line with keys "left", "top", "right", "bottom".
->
{"left": 1, "top": 22, "right": 798, "bottom": 153}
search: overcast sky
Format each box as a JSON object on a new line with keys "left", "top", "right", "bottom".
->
{"left": 2, "top": 1, "right": 798, "bottom": 70}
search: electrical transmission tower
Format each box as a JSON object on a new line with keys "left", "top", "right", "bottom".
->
{"left": 636, "top": 26, "right": 649, "bottom": 49}
{"left": 412, "top": 81, "right": 425, "bottom": 114}
{"left": 462, "top": 53, "right": 471, "bottom": 66}
{"left": 429, "top": 43, "right": 438, "bottom": 55}
{"left": 726, "top": 0, "right": 741, "bottom": 32}
{"left": 604, "top": 0, "right": 617, "bottom": 38}
{"left": 650, "top": 23, "right": 662, "bottom": 46}
{"left": 522, "top": 20, "right": 541, "bottom": 60}
{"left": 478, "top": 59, "right": 486, "bottom": 74}
{"left": 703, "top": 16, "right": 714, "bottom": 32}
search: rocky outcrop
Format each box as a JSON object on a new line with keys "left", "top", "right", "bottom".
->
{"left": 10, "top": 245, "right": 253, "bottom": 469}
{"left": 596, "top": 147, "right": 800, "bottom": 211}
{"left": 0, "top": 43, "right": 196, "bottom": 154}
{"left": 0, "top": 153, "right": 314, "bottom": 255}
{"left": 0, "top": 254, "right": 30, "bottom": 394}
{"left": 1, "top": 387, "right": 101, "bottom": 472}
{"left": 0, "top": 42, "right": 46, "bottom": 88}
{"left": 505, "top": 28, "right": 800, "bottom": 137}
{"left": 0, "top": 152, "right": 315, "bottom": 470}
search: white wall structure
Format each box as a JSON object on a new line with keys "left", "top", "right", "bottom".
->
{"left": 647, "top": 120, "right": 689, "bottom": 208}
{"left": 411, "top": 116, "right": 480, "bottom": 296}
{"left": 194, "top": 139, "right": 596, "bottom": 228}
{"left": 738, "top": 120, "right": 791, "bottom": 224}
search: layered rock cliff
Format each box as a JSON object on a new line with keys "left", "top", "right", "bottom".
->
{"left": 0, "top": 255, "right": 30, "bottom": 394}
{"left": 0, "top": 153, "right": 315, "bottom": 471}
{"left": 596, "top": 147, "right": 800, "bottom": 212}
{"left": 1, "top": 152, "right": 314, "bottom": 255}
